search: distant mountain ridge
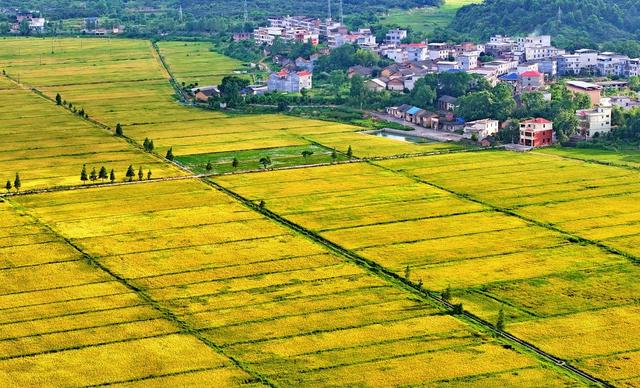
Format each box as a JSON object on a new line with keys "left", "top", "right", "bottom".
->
{"left": 450, "top": 0, "right": 640, "bottom": 49}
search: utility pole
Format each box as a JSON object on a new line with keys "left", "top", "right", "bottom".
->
{"left": 339, "top": 0, "right": 344, "bottom": 25}
{"left": 179, "top": 4, "right": 183, "bottom": 22}
{"left": 327, "top": 0, "right": 331, "bottom": 20}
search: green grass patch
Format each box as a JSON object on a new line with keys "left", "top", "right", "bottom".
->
{"left": 380, "top": 0, "right": 482, "bottom": 35}
{"left": 176, "top": 144, "right": 347, "bottom": 174}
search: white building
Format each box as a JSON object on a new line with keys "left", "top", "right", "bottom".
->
{"left": 428, "top": 43, "right": 450, "bottom": 60}
{"left": 459, "top": 52, "right": 479, "bottom": 70}
{"left": 482, "top": 60, "right": 518, "bottom": 75}
{"left": 385, "top": 29, "right": 407, "bottom": 45}
{"left": 267, "top": 70, "right": 312, "bottom": 93}
{"left": 576, "top": 106, "right": 612, "bottom": 137}
{"left": 403, "top": 43, "right": 429, "bottom": 62}
{"left": 437, "top": 61, "right": 459, "bottom": 72}
{"left": 463, "top": 119, "right": 499, "bottom": 140}
{"left": 597, "top": 53, "right": 630, "bottom": 77}
{"left": 606, "top": 96, "right": 640, "bottom": 111}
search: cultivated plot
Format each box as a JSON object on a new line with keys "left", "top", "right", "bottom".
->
{"left": 218, "top": 158, "right": 640, "bottom": 384}
{"left": 0, "top": 77, "right": 181, "bottom": 190}
{"left": 0, "top": 200, "right": 254, "bottom": 386}
{"left": 12, "top": 179, "right": 577, "bottom": 386}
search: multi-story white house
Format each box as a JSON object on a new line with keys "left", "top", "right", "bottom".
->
{"left": 463, "top": 119, "right": 499, "bottom": 140}
{"left": 459, "top": 52, "right": 479, "bottom": 70}
{"left": 385, "top": 29, "right": 407, "bottom": 45}
{"left": 576, "top": 106, "right": 612, "bottom": 137}
{"left": 403, "top": 43, "right": 429, "bottom": 62}
{"left": 626, "top": 58, "right": 640, "bottom": 77}
{"left": 597, "top": 53, "right": 630, "bottom": 77}
{"left": 267, "top": 70, "right": 312, "bottom": 93}
{"left": 428, "top": 43, "right": 450, "bottom": 60}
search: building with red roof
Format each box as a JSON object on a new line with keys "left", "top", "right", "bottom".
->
{"left": 519, "top": 70, "right": 544, "bottom": 90}
{"left": 267, "top": 69, "right": 312, "bottom": 93}
{"left": 519, "top": 118, "right": 554, "bottom": 147}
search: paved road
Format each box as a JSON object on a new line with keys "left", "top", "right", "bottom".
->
{"left": 368, "top": 112, "right": 464, "bottom": 142}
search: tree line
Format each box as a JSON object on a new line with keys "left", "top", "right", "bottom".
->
{"left": 79, "top": 165, "right": 152, "bottom": 184}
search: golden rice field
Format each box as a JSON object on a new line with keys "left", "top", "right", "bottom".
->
{"left": 217, "top": 155, "right": 640, "bottom": 384}
{"left": 7, "top": 180, "right": 576, "bottom": 386}
{"left": 157, "top": 41, "right": 246, "bottom": 86}
{"left": 0, "top": 76, "right": 182, "bottom": 190}
{"left": 3, "top": 36, "right": 640, "bottom": 385}
{"left": 0, "top": 200, "right": 254, "bottom": 386}
{"left": 0, "top": 37, "right": 461, "bottom": 161}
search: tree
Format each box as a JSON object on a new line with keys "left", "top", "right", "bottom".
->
{"left": 19, "top": 19, "right": 30, "bottom": 36}
{"left": 491, "top": 83, "right": 516, "bottom": 121}
{"left": 13, "top": 173, "right": 21, "bottom": 192}
{"left": 346, "top": 145, "right": 353, "bottom": 159}
{"left": 5, "top": 180, "right": 11, "bottom": 192}
{"left": 147, "top": 170, "right": 152, "bottom": 180}
{"left": 328, "top": 70, "right": 348, "bottom": 96}
{"left": 219, "top": 76, "right": 250, "bottom": 107}
{"left": 125, "top": 165, "right": 135, "bottom": 182}
{"left": 259, "top": 156, "right": 272, "bottom": 169}
{"left": 456, "top": 91, "right": 494, "bottom": 122}
{"left": 89, "top": 167, "right": 98, "bottom": 183}
{"left": 143, "top": 138, "right": 150, "bottom": 150}
{"left": 349, "top": 75, "right": 366, "bottom": 107}
{"left": 137, "top": 166, "right": 144, "bottom": 181}
{"left": 99, "top": 166, "right": 108, "bottom": 182}
{"left": 232, "top": 157, "right": 239, "bottom": 169}
{"left": 496, "top": 305, "right": 505, "bottom": 331}
{"left": 554, "top": 110, "right": 579, "bottom": 143}
{"left": 165, "top": 147, "right": 174, "bottom": 161}
{"left": 301, "top": 150, "right": 314, "bottom": 159}
{"left": 55, "top": 93, "right": 62, "bottom": 105}
{"left": 80, "top": 164, "right": 88, "bottom": 184}
{"left": 404, "top": 265, "right": 411, "bottom": 280}
{"left": 612, "top": 106, "right": 625, "bottom": 127}
{"left": 259, "top": 200, "right": 266, "bottom": 208}
{"left": 331, "top": 149, "right": 338, "bottom": 162}
{"left": 109, "top": 169, "right": 116, "bottom": 183}
{"left": 442, "top": 286, "right": 451, "bottom": 301}
{"left": 521, "top": 92, "right": 548, "bottom": 118}
{"left": 147, "top": 140, "right": 154, "bottom": 153}
{"left": 410, "top": 78, "right": 436, "bottom": 108}
{"left": 115, "top": 123, "right": 123, "bottom": 136}
{"left": 277, "top": 100, "right": 289, "bottom": 112}
{"left": 205, "top": 161, "right": 213, "bottom": 172}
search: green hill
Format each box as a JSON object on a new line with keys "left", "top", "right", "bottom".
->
{"left": 451, "top": 0, "right": 640, "bottom": 50}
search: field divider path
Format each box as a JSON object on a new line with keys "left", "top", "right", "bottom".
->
{"left": 204, "top": 177, "right": 608, "bottom": 387}
{"left": 151, "top": 41, "right": 190, "bottom": 102}
{"left": 3, "top": 199, "right": 276, "bottom": 387}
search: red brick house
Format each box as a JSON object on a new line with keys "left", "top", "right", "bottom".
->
{"left": 519, "top": 118, "right": 554, "bottom": 147}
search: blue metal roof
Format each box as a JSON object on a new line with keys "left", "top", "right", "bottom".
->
{"left": 499, "top": 72, "right": 519, "bottom": 81}
{"left": 406, "top": 107, "right": 422, "bottom": 115}
{"left": 446, "top": 68, "right": 464, "bottom": 73}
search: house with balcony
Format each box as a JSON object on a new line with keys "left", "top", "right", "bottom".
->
{"left": 576, "top": 106, "right": 612, "bottom": 137}
{"left": 519, "top": 118, "right": 554, "bottom": 147}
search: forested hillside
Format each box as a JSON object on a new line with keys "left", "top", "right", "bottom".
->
{"left": 451, "top": 0, "right": 640, "bottom": 50}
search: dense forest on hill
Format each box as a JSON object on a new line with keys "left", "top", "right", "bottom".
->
{"left": 451, "top": 0, "right": 640, "bottom": 50}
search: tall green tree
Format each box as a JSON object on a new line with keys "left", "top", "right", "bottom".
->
{"left": 125, "top": 165, "right": 135, "bottom": 182}
{"left": 89, "top": 167, "right": 98, "bottom": 183}
{"left": 410, "top": 78, "right": 436, "bottom": 108}
{"left": 115, "top": 123, "right": 123, "bottom": 136}
{"left": 109, "top": 169, "right": 116, "bottom": 183}
{"left": 98, "top": 166, "right": 108, "bottom": 182}
{"left": 80, "top": 164, "right": 88, "bottom": 184}
{"left": 137, "top": 166, "right": 144, "bottom": 181}
{"left": 165, "top": 147, "right": 174, "bottom": 161}
{"left": 13, "top": 173, "right": 21, "bottom": 192}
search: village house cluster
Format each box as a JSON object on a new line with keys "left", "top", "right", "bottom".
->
{"left": 2, "top": 10, "right": 46, "bottom": 33}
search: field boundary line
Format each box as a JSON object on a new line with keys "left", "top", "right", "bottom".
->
{"left": 4, "top": 199, "right": 276, "bottom": 387}
{"left": 204, "top": 178, "right": 609, "bottom": 387}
